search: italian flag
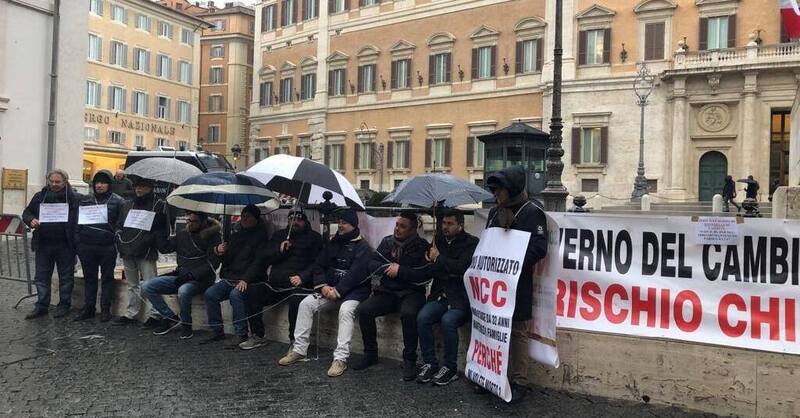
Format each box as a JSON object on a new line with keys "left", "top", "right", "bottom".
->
{"left": 781, "top": 0, "right": 800, "bottom": 39}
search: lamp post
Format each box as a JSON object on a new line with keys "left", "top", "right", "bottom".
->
{"left": 231, "top": 143, "right": 242, "bottom": 170}
{"left": 630, "top": 62, "right": 655, "bottom": 201}
{"left": 359, "top": 122, "right": 384, "bottom": 192}
{"left": 541, "top": 0, "right": 569, "bottom": 212}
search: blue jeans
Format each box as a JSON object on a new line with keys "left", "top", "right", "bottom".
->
{"left": 141, "top": 276, "right": 199, "bottom": 325}
{"left": 204, "top": 280, "right": 248, "bottom": 337}
{"left": 417, "top": 299, "right": 468, "bottom": 370}
{"left": 34, "top": 244, "right": 76, "bottom": 309}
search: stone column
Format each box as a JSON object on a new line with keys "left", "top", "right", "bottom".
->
{"left": 740, "top": 71, "right": 758, "bottom": 179}
{"left": 669, "top": 77, "right": 688, "bottom": 192}
{"left": 311, "top": 0, "right": 330, "bottom": 163}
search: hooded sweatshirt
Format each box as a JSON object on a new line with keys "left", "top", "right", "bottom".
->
{"left": 76, "top": 170, "right": 125, "bottom": 249}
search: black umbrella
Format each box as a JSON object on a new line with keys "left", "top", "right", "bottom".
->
{"left": 382, "top": 174, "right": 492, "bottom": 208}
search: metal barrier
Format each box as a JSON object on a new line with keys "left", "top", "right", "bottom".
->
{"left": 0, "top": 214, "right": 35, "bottom": 307}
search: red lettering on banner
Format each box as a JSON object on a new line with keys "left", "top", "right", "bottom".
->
{"left": 673, "top": 290, "right": 702, "bottom": 332}
{"left": 751, "top": 296, "right": 781, "bottom": 341}
{"left": 660, "top": 289, "right": 671, "bottom": 329}
{"left": 471, "top": 339, "right": 504, "bottom": 375}
{"left": 632, "top": 287, "right": 657, "bottom": 327}
{"left": 579, "top": 281, "right": 601, "bottom": 321}
{"left": 787, "top": 299, "right": 796, "bottom": 342}
{"left": 492, "top": 281, "right": 508, "bottom": 307}
{"left": 556, "top": 280, "right": 566, "bottom": 316}
{"left": 718, "top": 294, "right": 747, "bottom": 337}
{"left": 604, "top": 284, "right": 629, "bottom": 324}
{"left": 468, "top": 276, "right": 508, "bottom": 308}
{"left": 568, "top": 280, "right": 578, "bottom": 318}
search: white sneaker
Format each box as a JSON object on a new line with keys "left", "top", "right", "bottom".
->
{"left": 239, "top": 336, "right": 267, "bottom": 350}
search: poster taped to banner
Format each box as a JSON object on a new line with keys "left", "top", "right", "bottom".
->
{"left": 550, "top": 213, "right": 800, "bottom": 355}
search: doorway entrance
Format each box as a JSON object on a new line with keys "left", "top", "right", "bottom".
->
{"left": 769, "top": 110, "right": 791, "bottom": 194}
{"left": 698, "top": 151, "right": 727, "bottom": 201}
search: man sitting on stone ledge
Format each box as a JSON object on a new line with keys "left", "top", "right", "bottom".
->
{"left": 141, "top": 211, "right": 221, "bottom": 340}
{"left": 278, "top": 208, "right": 371, "bottom": 377}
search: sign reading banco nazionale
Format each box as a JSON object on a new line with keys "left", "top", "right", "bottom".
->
{"left": 84, "top": 111, "right": 177, "bottom": 136}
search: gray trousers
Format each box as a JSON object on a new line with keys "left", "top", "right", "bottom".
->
{"left": 121, "top": 257, "right": 159, "bottom": 320}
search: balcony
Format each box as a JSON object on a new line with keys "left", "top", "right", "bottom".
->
{"left": 668, "top": 42, "right": 800, "bottom": 74}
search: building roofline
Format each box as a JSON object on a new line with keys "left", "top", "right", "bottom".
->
{"left": 129, "top": 0, "right": 213, "bottom": 28}
{"left": 196, "top": 6, "right": 255, "bottom": 17}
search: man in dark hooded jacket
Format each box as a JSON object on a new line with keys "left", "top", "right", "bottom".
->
{"left": 354, "top": 212, "right": 431, "bottom": 380}
{"left": 141, "top": 211, "right": 221, "bottom": 339}
{"left": 484, "top": 165, "right": 548, "bottom": 399}
{"left": 22, "top": 169, "right": 82, "bottom": 319}
{"left": 74, "top": 170, "right": 124, "bottom": 322}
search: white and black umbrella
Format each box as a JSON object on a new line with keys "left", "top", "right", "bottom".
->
{"left": 245, "top": 154, "right": 365, "bottom": 209}
{"left": 166, "top": 172, "right": 279, "bottom": 216}
{"left": 383, "top": 173, "right": 493, "bottom": 208}
{"left": 125, "top": 157, "right": 202, "bottom": 185}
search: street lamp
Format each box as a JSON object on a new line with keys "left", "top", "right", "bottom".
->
{"left": 630, "top": 62, "right": 655, "bottom": 201}
{"left": 231, "top": 143, "right": 242, "bottom": 170}
{"left": 359, "top": 122, "right": 385, "bottom": 192}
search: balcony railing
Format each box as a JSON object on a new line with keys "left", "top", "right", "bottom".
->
{"left": 672, "top": 42, "right": 800, "bottom": 71}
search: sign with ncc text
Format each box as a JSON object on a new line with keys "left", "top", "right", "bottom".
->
{"left": 464, "top": 227, "right": 530, "bottom": 402}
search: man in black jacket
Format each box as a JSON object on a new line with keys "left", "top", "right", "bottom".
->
{"left": 22, "top": 169, "right": 82, "bottom": 319}
{"left": 353, "top": 212, "right": 431, "bottom": 380}
{"left": 241, "top": 207, "right": 322, "bottom": 350}
{"left": 278, "top": 209, "right": 371, "bottom": 378}
{"left": 202, "top": 204, "right": 270, "bottom": 346}
{"left": 113, "top": 177, "right": 169, "bottom": 327}
{"left": 74, "top": 170, "right": 124, "bottom": 322}
{"left": 416, "top": 212, "right": 479, "bottom": 386}
{"left": 111, "top": 170, "right": 134, "bottom": 199}
{"left": 484, "top": 165, "right": 548, "bottom": 399}
{"left": 141, "top": 211, "right": 221, "bottom": 339}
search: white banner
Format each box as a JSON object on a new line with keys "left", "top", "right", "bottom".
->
{"left": 124, "top": 209, "right": 156, "bottom": 231}
{"left": 528, "top": 214, "right": 561, "bottom": 367}
{"left": 78, "top": 204, "right": 108, "bottom": 225}
{"left": 39, "top": 203, "right": 69, "bottom": 223}
{"left": 551, "top": 213, "right": 800, "bottom": 355}
{"left": 464, "top": 227, "right": 530, "bottom": 402}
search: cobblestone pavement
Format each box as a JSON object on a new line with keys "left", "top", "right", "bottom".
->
{"left": 0, "top": 282, "right": 711, "bottom": 417}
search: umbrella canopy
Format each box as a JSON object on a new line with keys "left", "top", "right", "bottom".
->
{"left": 124, "top": 157, "right": 202, "bottom": 185}
{"left": 245, "top": 154, "right": 365, "bottom": 209}
{"left": 737, "top": 178, "right": 758, "bottom": 185}
{"left": 382, "top": 173, "right": 493, "bottom": 208}
{"left": 166, "top": 172, "right": 279, "bottom": 215}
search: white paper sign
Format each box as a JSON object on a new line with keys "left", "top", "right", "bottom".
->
{"left": 693, "top": 216, "right": 739, "bottom": 245}
{"left": 464, "top": 227, "right": 531, "bottom": 403}
{"left": 124, "top": 209, "right": 156, "bottom": 231}
{"left": 39, "top": 203, "right": 69, "bottom": 223}
{"left": 79, "top": 204, "right": 108, "bottom": 225}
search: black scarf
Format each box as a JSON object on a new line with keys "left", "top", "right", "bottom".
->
{"left": 494, "top": 191, "right": 529, "bottom": 229}
{"left": 391, "top": 233, "right": 418, "bottom": 259}
{"left": 333, "top": 227, "right": 360, "bottom": 244}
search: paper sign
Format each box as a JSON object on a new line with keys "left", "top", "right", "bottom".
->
{"left": 124, "top": 209, "right": 156, "bottom": 231}
{"left": 693, "top": 216, "right": 739, "bottom": 245}
{"left": 39, "top": 203, "right": 69, "bottom": 223}
{"left": 79, "top": 204, "right": 108, "bottom": 225}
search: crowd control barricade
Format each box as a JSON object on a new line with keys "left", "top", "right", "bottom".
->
{"left": 0, "top": 214, "right": 34, "bottom": 307}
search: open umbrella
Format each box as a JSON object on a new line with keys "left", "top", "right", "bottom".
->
{"left": 382, "top": 173, "right": 493, "bottom": 208}
{"left": 737, "top": 178, "right": 758, "bottom": 185}
{"left": 244, "top": 154, "right": 364, "bottom": 209}
{"left": 125, "top": 158, "right": 202, "bottom": 185}
{"left": 166, "top": 172, "right": 279, "bottom": 215}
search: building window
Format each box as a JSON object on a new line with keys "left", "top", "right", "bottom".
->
{"left": 360, "top": 180, "right": 370, "bottom": 190}
{"left": 355, "top": 142, "right": 374, "bottom": 170}
{"left": 181, "top": 28, "right": 193, "bottom": 45}
{"left": 581, "top": 128, "right": 602, "bottom": 164}
{"left": 329, "top": 0, "right": 346, "bottom": 14}
{"left": 213, "top": 20, "right": 225, "bottom": 31}
{"left": 110, "top": 41, "right": 128, "bottom": 67}
{"left": 280, "top": 77, "right": 293, "bottom": 103}
{"left": 301, "top": 73, "right": 316, "bottom": 100}
{"left": 178, "top": 61, "right": 191, "bottom": 84}
{"left": 298, "top": 143, "right": 311, "bottom": 158}
{"left": 325, "top": 144, "right": 344, "bottom": 170}
{"left": 135, "top": 135, "right": 144, "bottom": 147}
{"left": 108, "top": 86, "right": 126, "bottom": 112}
{"left": 136, "top": 14, "right": 151, "bottom": 32}
{"left": 472, "top": 46, "right": 496, "bottom": 79}
{"left": 703, "top": 16, "right": 733, "bottom": 50}
{"left": 394, "top": 179, "right": 403, "bottom": 188}
{"left": 211, "top": 45, "right": 225, "bottom": 58}
{"left": 259, "top": 82, "right": 273, "bottom": 106}
{"left": 391, "top": 59, "right": 411, "bottom": 89}
{"left": 209, "top": 67, "right": 224, "bottom": 84}
{"left": 426, "top": 138, "right": 451, "bottom": 169}
{"left": 389, "top": 141, "right": 409, "bottom": 169}
{"left": 357, "top": 64, "right": 376, "bottom": 93}
{"left": 158, "top": 21, "right": 173, "bottom": 39}
{"left": 109, "top": 130, "right": 125, "bottom": 145}
{"left": 89, "top": 0, "right": 103, "bottom": 15}
{"left": 85, "top": 81, "right": 101, "bottom": 107}
{"left": 467, "top": 136, "right": 485, "bottom": 168}
{"left": 644, "top": 22, "right": 665, "bottom": 61}
{"left": 133, "top": 48, "right": 150, "bottom": 73}
{"left": 281, "top": 0, "right": 296, "bottom": 26}
{"left": 208, "top": 95, "right": 223, "bottom": 112}
{"left": 156, "top": 138, "right": 169, "bottom": 148}
{"left": 207, "top": 126, "right": 220, "bottom": 143}
{"left": 430, "top": 53, "right": 451, "bottom": 84}
{"left": 111, "top": 5, "right": 127, "bottom": 24}
{"left": 156, "top": 96, "right": 170, "bottom": 120}
{"left": 360, "top": 0, "right": 378, "bottom": 6}
{"left": 177, "top": 101, "right": 191, "bottom": 124}
{"left": 85, "top": 127, "right": 99, "bottom": 142}
{"left": 516, "top": 39, "right": 542, "bottom": 74}
{"left": 581, "top": 178, "right": 599, "bottom": 192}
{"left": 647, "top": 179, "right": 658, "bottom": 193}
{"left": 88, "top": 34, "right": 103, "bottom": 61}
{"left": 328, "top": 68, "right": 346, "bottom": 96}
{"left": 132, "top": 91, "right": 148, "bottom": 116}
{"left": 579, "top": 29, "right": 610, "bottom": 65}
{"left": 156, "top": 55, "right": 172, "bottom": 79}
{"left": 303, "top": 0, "right": 318, "bottom": 20}
{"left": 262, "top": 5, "right": 277, "bottom": 31}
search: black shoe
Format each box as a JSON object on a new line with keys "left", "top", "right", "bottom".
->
{"left": 402, "top": 360, "right": 418, "bottom": 381}
{"left": 199, "top": 333, "right": 226, "bottom": 345}
{"left": 52, "top": 306, "right": 70, "bottom": 319}
{"left": 351, "top": 354, "right": 379, "bottom": 371}
{"left": 433, "top": 366, "right": 459, "bottom": 386}
{"left": 141, "top": 317, "right": 161, "bottom": 330}
{"left": 179, "top": 325, "right": 193, "bottom": 340}
{"left": 416, "top": 363, "right": 436, "bottom": 384}
{"left": 153, "top": 319, "right": 181, "bottom": 336}
{"left": 100, "top": 309, "right": 112, "bottom": 323}
{"left": 112, "top": 316, "right": 137, "bottom": 326}
{"left": 73, "top": 309, "right": 95, "bottom": 321}
{"left": 25, "top": 308, "right": 48, "bottom": 320}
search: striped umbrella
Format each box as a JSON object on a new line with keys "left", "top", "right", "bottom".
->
{"left": 166, "top": 172, "right": 279, "bottom": 216}
{"left": 244, "top": 154, "right": 365, "bottom": 209}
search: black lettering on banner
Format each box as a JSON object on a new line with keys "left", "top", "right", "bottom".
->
{"left": 563, "top": 228, "right": 577, "bottom": 270}
{"left": 743, "top": 236, "right": 766, "bottom": 283}
{"left": 770, "top": 237, "right": 789, "bottom": 285}
{"left": 661, "top": 232, "right": 677, "bottom": 278}
{"left": 702, "top": 244, "right": 721, "bottom": 281}
{"left": 793, "top": 237, "right": 800, "bottom": 286}
{"left": 578, "top": 229, "right": 594, "bottom": 271}
{"left": 596, "top": 230, "right": 613, "bottom": 272}
{"left": 722, "top": 246, "right": 741, "bottom": 282}
{"left": 677, "top": 234, "right": 693, "bottom": 278}
{"left": 642, "top": 232, "right": 659, "bottom": 276}
{"left": 615, "top": 230, "right": 633, "bottom": 274}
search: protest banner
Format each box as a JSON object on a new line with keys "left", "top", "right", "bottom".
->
{"left": 39, "top": 203, "right": 69, "bottom": 223}
{"left": 528, "top": 214, "right": 561, "bottom": 367}
{"left": 124, "top": 209, "right": 156, "bottom": 231}
{"left": 78, "top": 204, "right": 108, "bottom": 225}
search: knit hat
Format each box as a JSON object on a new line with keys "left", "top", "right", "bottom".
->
{"left": 336, "top": 208, "right": 359, "bottom": 228}
{"left": 241, "top": 204, "right": 261, "bottom": 219}
{"left": 92, "top": 170, "right": 114, "bottom": 185}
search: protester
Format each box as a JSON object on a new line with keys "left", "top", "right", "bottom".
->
{"left": 141, "top": 211, "right": 221, "bottom": 339}
{"left": 722, "top": 175, "right": 739, "bottom": 213}
{"left": 203, "top": 204, "right": 270, "bottom": 347}
{"left": 22, "top": 169, "right": 82, "bottom": 319}
{"left": 354, "top": 212, "right": 430, "bottom": 381}
{"left": 242, "top": 207, "right": 322, "bottom": 350}
{"left": 278, "top": 208, "right": 371, "bottom": 377}
{"left": 113, "top": 177, "right": 169, "bottom": 327}
{"left": 745, "top": 175, "right": 760, "bottom": 200}
{"left": 416, "top": 212, "right": 478, "bottom": 385}
{"left": 484, "top": 165, "right": 548, "bottom": 400}
{"left": 74, "top": 170, "right": 124, "bottom": 322}
{"left": 111, "top": 169, "right": 134, "bottom": 199}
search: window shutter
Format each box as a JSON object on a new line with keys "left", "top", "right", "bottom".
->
{"left": 145, "top": 51, "right": 151, "bottom": 74}
{"left": 314, "top": 0, "right": 319, "bottom": 17}
{"left": 294, "top": 0, "right": 299, "bottom": 23}
{"left": 600, "top": 127, "right": 609, "bottom": 164}
{"left": 295, "top": 145, "right": 301, "bottom": 156}
{"left": 408, "top": 59, "right": 414, "bottom": 86}
{"left": 325, "top": 145, "right": 331, "bottom": 165}
{"left": 536, "top": 38, "right": 544, "bottom": 71}
{"left": 328, "top": 70, "right": 334, "bottom": 95}
{"left": 357, "top": 66, "right": 363, "bottom": 93}
{"left": 727, "top": 15, "right": 736, "bottom": 48}
{"left": 96, "top": 83, "right": 102, "bottom": 107}
{"left": 654, "top": 23, "right": 665, "bottom": 60}
{"left": 354, "top": 142, "right": 361, "bottom": 169}
{"left": 699, "top": 18, "right": 708, "bottom": 51}
{"left": 578, "top": 31, "right": 587, "bottom": 65}
{"left": 261, "top": 7, "right": 267, "bottom": 31}
{"left": 122, "top": 89, "right": 127, "bottom": 112}
{"left": 339, "top": 146, "right": 345, "bottom": 170}
{"left": 280, "top": 1, "right": 286, "bottom": 26}
{"left": 272, "top": 6, "right": 278, "bottom": 28}
{"left": 328, "top": 0, "right": 334, "bottom": 14}
{"left": 571, "top": 128, "right": 581, "bottom": 164}
{"left": 406, "top": 141, "right": 411, "bottom": 169}
{"left": 602, "top": 29, "right": 611, "bottom": 63}
{"left": 425, "top": 139, "right": 432, "bottom": 168}
{"left": 107, "top": 86, "right": 113, "bottom": 110}
{"left": 123, "top": 9, "right": 128, "bottom": 25}
{"left": 144, "top": 93, "right": 149, "bottom": 116}
{"left": 471, "top": 48, "right": 478, "bottom": 79}
{"left": 515, "top": 41, "right": 523, "bottom": 74}
{"left": 644, "top": 24, "right": 654, "bottom": 60}
{"left": 344, "top": 0, "right": 349, "bottom": 10}
{"left": 387, "top": 141, "right": 394, "bottom": 168}
{"left": 370, "top": 143, "right": 376, "bottom": 169}
{"left": 391, "top": 61, "right": 397, "bottom": 89}
{"left": 444, "top": 53, "right": 451, "bottom": 82}
{"left": 371, "top": 64, "right": 377, "bottom": 92}
{"left": 123, "top": 44, "right": 128, "bottom": 68}
{"left": 467, "top": 137, "right": 474, "bottom": 167}
{"left": 428, "top": 55, "right": 434, "bottom": 85}
{"left": 490, "top": 45, "right": 497, "bottom": 77}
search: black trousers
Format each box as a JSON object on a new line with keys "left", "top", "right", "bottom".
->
{"left": 357, "top": 290, "right": 426, "bottom": 361}
{"left": 78, "top": 245, "right": 117, "bottom": 311}
{"left": 244, "top": 284, "right": 311, "bottom": 339}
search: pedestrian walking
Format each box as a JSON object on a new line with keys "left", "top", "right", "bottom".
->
{"left": 722, "top": 175, "right": 739, "bottom": 213}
